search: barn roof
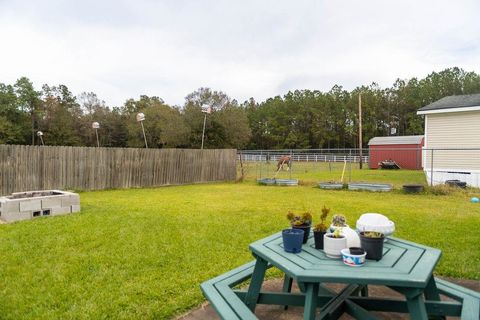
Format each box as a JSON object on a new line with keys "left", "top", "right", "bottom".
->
{"left": 418, "top": 93, "right": 480, "bottom": 112}
{"left": 368, "top": 135, "right": 424, "bottom": 146}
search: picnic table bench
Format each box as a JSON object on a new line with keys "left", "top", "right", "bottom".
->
{"left": 201, "top": 232, "right": 480, "bottom": 319}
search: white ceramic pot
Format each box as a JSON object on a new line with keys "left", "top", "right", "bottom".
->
{"left": 328, "top": 226, "right": 360, "bottom": 248}
{"left": 323, "top": 233, "right": 347, "bottom": 259}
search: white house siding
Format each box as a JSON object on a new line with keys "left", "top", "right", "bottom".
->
{"left": 423, "top": 110, "right": 480, "bottom": 187}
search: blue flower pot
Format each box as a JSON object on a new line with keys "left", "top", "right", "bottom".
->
{"left": 282, "top": 228, "right": 305, "bottom": 253}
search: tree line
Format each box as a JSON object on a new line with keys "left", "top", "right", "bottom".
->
{"left": 1, "top": 67, "right": 479, "bottom": 150}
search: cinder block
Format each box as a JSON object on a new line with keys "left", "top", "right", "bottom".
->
{"left": 51, "top": 206, "right": 71, "bottom": 216}
{"left": 72, "top": 194, "right": 80, "bottom": 204}
{"left": 11, "top": 191, "right": 29, "bottom": 199}
{"left": 19, "top": 199, "right": 42, "bottom": 212}
{"left": 61, "top": 195, "right": 80, "bottom": 207}
{"left": 4, "top": 200, "right": 21, "bottom": 213}
{"left": 71, "top": 205, "right": 81, "bottom": 213}
{"left": 2, "top": 211, "right": 32, "bottom": 222}
{"left": 42, "top": 197, "right": 62, "bottom": 209}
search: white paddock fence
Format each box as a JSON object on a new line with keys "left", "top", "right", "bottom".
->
{"left": 238, "top": 149, "right": 369, "bottom": 163}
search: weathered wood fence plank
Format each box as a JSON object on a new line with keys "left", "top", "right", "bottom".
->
{"left": 0, "top": 145, "right": 236, "bottom": 195}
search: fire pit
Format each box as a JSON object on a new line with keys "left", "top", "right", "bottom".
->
{"left": 0, "top": 190, "right": 80, "bottom": 223}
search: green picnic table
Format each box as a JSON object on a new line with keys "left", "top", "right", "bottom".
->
{"left": 201, "top": 232, "right": 480, "bottom": 320}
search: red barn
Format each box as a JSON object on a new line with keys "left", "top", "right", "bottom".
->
{"left": 368, "top": 135, "right": 424, "bottom": 169}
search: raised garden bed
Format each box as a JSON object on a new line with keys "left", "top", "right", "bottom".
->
{"left": 257, "top": 178, "right": 298, "bottom": 186}
{"left": 257, "top": 178, "right": 276, "bottom": 185}
{"left": 275, "top": 179, "right": 298, "bottom": 186}
{"left": 348, "top": 183, "right": 392, "bottom": 192}
{"left": 0, "top": 190, "right": 80, "bottom": 223}
{"left": 318, "top": 182, "right": 344, "bottom": 190}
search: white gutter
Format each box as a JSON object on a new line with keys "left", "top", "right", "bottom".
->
{"left": 417, "top": 105, "right": 480, "bottom": 115}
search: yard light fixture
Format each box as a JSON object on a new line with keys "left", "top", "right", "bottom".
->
{"left": 136, "top": 112, "right": 148, "bottom": 148}
{"left": 92, "top": 122, "right": 100, "bottom": 147}
{"left": 200, "top": 104, "right": 212, "bottom": 150}
{"left": 37, "top": 131, "right": 44, "bottom": 146}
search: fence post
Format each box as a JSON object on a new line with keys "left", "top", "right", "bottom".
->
{"left": 239, "top": 151, "right": 245, "bottom": 181}
{"left": 260, "top": 150, "right": 263, "bottom": 179}
{"left": 349, "top": 149, "right": 352, "bottom": 182}
{"left": 430, "top": 149, "right": 434, "bottom": 186}
{"left": 289, "top": 149, "right": 293, "bottom": 179}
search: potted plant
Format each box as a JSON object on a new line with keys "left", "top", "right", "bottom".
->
{"left": 359, "top": 231, "right": 385, "bottom": 261}
{"left": 287, "top": 211, "right": 312, "bottom": 244}
{"left": 330, "top": 214, "right": 347, "bottom": 232}
{"left": 313, "top": 205, "right": 330, "bottom": 249}
{"left": 282, "top": 228, "right": 305, "bottom": 253}
{"left": 323, "top": 228, "right": 347, "bottom": 259}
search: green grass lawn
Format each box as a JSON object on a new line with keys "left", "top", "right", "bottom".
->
{"left": 239, "top": 161, "right": 427, "bottom": 187}
{"left": 0, "top": 168, "right": 479, "bottom": 319}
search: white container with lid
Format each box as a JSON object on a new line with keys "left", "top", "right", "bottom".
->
{"left": 356, "top": 213, "right": 395, "bottom": 239}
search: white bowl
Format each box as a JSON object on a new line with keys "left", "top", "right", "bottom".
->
{"left": 341, "top": 248, "right": 366, "bottom": 267}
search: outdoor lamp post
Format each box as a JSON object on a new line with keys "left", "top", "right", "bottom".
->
{"left": 92, "top": 122, "right": 100, "bottom": 147}
{"left": 136, "top": 112, "right": 148, "bottom": 148}
{"left": 37, "top": 131, "right": 44, "bottom": 146}
{"left": 200, "top": 104, "right": 212, "bottom": 150}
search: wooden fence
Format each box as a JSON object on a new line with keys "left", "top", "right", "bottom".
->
{"left": 0, "top": 145, "right": 237, "bottom": 195}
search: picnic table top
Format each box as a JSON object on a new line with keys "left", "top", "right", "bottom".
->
{"left": 249, "top": 232, "right": 442, "bottom": 288}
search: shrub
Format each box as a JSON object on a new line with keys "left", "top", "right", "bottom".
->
{"left": 313, "top": 205, "right": 330, "bottom": 232}
{"left": 287, "top": 211, "right": 313, "bottom": 226}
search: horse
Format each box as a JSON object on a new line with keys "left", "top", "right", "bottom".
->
{"left": 276, "top": 155, "right": 292, "bottom": 171}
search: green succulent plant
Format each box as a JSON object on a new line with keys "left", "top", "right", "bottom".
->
{"left": 362, "top": 231, "right": 384, "bottom": 238}
{"left": 329, "top": 228, "right": 344, "bottom": 238}
{"left": 331, "top": 214, "right": 347, "bottom": 227}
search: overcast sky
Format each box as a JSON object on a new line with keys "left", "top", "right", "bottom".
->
{"left": 1, "top": 0, "right": 479, "bottom": 107}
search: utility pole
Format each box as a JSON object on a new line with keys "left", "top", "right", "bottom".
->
{"left": 31, "top": 101, "right": 35, "bottom": 145}
{"left": 201, "top": 113, "right": 207, "bottom": 149}
{"left": 358, "top": 93, "right": 363, "bottom": 169}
